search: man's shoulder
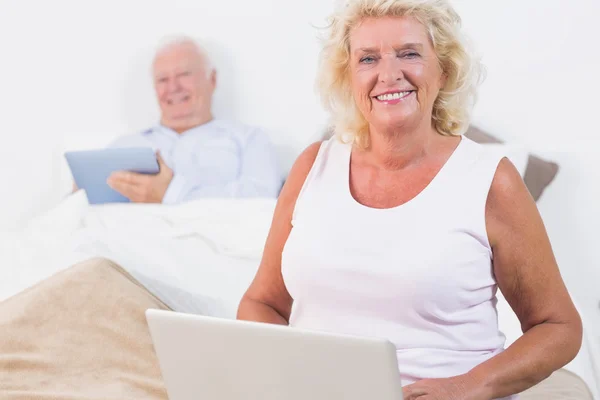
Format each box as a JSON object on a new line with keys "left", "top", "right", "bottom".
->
{"left": 107, "top": 127, "right": 156, "bottom": 148}
{"left": 140, "top": 127, "right": 155, "bottom": 136}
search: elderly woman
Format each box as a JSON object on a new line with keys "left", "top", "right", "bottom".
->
{"left": 237, "top": 0, "right": 582, "bottom": 398}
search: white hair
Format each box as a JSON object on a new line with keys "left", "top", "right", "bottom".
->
{"left": 153, "top": 35, "right": 215, "bottom": 76}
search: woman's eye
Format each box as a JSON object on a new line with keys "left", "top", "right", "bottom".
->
{"left": 360, "top": 56, "right": 375, "bottom": 64}
{"left": 402, "top": 52, "right": 420, "bottom": 59}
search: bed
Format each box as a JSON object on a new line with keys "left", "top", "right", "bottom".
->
{"left": 0, "top": 185, "right": 598, "bottom": 399}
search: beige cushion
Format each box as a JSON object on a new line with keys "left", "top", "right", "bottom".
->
{"left": 464, "top": 126, "right": 559, "bottom": 201}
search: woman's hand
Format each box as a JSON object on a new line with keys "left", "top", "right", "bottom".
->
{"left": 402, "top": 374, "right": 489, "bottom": 400}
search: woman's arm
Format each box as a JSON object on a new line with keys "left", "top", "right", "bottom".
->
{"left": 237, "top": 142, "right": 322, "bottom": 325}
{"left": 469, "top": 157, "right": 583, "bottom": 398}
{"left": 404, "top": 158, "right": 583, "bottom": 400}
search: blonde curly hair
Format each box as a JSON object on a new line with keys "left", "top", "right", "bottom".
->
{"left": 317, "top": 0, "right": 483, "bottom": 148}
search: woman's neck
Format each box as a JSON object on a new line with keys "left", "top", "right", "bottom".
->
{"left": 363, "top": 124, "right": 439, "bottom": 170}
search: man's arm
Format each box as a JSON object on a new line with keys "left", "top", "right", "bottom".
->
{"left": 162, "top": 130, "right": 283, "bottom": 204}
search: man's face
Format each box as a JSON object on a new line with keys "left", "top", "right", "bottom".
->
{"left": 153, "top": 44, "right": 215, "bottom": 126}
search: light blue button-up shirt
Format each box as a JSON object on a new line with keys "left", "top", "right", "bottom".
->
{"left": 108, "top": 119, "right": 283, "bottom": 204}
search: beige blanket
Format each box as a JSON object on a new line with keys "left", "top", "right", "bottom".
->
{"left": 520, "top": 368, "right": 594, "bottom": 399}
{"left": 0, "top": 258, "right": 169, "bottom": 399}
{"left": 0, "top": 258, "right": 593, "bottom": 399}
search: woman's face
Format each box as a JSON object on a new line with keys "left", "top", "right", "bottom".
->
{"left": 349, "top": 16, "right": 446, "bottom": 133}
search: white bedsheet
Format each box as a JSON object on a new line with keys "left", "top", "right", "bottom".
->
{"left": 0, "top": 191, "right": 270, "bottom": 317}
{"left": 1, "top": 190, "right": 598, "bottom": 398}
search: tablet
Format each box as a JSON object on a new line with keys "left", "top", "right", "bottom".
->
{"left": 65, "top": 147, "right": 160, "bottom": 204}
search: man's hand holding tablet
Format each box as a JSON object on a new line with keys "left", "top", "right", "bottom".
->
{"left": 65, "top": 147, "right": 171, "bottom": 205}
{"left": 108, "top": 152, "right": 173, "bottom": 203}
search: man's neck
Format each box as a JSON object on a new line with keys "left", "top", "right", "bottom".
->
{"left": 162, "top": 113, "right": 214, "bottom": 134}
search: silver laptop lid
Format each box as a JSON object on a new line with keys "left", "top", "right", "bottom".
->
{"left": 146, "top": 309, "right": 403, "bottom": 400}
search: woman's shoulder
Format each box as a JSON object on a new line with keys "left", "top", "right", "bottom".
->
{"left": 488, "top": 157, "right": 533, "bottom": 208}
{"left": 282, "top": 141, "right": 324, "bottom": 197}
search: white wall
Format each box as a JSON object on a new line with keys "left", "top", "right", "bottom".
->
{"left": 451, "top": 0, "right": 600, "bottom": 329}
{"left": 453, "top": 0, "right": 600, "bottom": 146}
{"left": 0, "top": 0, "right": 598, "bottom": 324}
{"left": 0, "top": 0, "right": 333, "bottom": 227}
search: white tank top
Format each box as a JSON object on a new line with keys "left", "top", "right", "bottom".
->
{"left": 281, "top": 136, "right": 517, "bottom": 399}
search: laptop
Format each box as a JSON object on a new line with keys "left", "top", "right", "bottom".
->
{"left": 65, "top": 147, "right": 160, "bottom": 204}
{"left": 146, "top": 309, "right": 404, "bottom": 400}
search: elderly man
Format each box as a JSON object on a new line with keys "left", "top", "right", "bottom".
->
{"left": 103, "top": 36, "right": 282, "bottom": 204}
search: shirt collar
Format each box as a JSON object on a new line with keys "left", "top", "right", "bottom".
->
{"left": 155, "top": 119, "right": 218, "bottom": 139}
